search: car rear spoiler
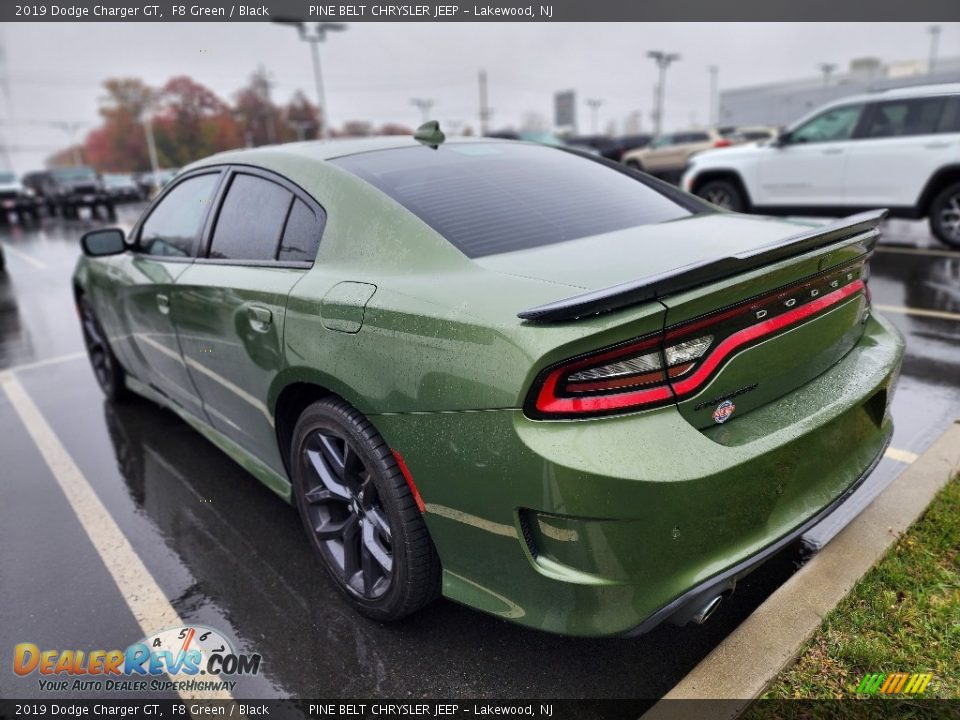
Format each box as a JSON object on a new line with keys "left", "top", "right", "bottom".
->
{"left": 517, "top": 209, "right": 887, "bottom": 322}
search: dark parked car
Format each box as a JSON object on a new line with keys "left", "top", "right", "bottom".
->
{"left": 23, "top": 167, "right": 115, "bottom": 219}
{"left": 566, "top": 134, "right": 654, "bottom": 161}
{"left": 103, "top": 173, "right": 146, "bottom": 203}
{"left": 565, "top": 134, "right": 621, "bottom": 159}
{"left": 0, "top": 171, "right": 41, "bottom": 223}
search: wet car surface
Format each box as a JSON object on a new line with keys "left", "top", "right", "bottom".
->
{"left": 1, "top": 206, "right": 958, "bottom": 701}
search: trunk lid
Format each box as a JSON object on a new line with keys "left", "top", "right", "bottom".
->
{"left": 504, "top": 211, "right": 880, "bottom": 426}
{"left": 658, "top": 240, "right": 871, "bottom": 429}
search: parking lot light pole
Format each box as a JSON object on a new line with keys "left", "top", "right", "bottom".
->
{"left": 273, "top": 20, "right": 347, "bottom": 139}
{"left": 142, "top": 112, "right": 160, "bottom": 183}
{"left": 928, "top": 25, "right": 941, "bottom": 75}
{"left": 50, "top": 121, "right": 88, "bottom": 165}
{"left": 708, "top": 65, "right": 719, "bottom": 127}
{"left": 585, "top": 98, "right": 603, "bottom": 134}
{"left": 647, "top": 51, "right": 680, "bottom": 138}
{"left": 410, "top": 98, "right": 435, "bottom": 124}
{"left": 818, "top": 62, "right": 837, "bottom": 92}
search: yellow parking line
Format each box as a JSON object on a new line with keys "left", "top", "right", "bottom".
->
{"left": 875, "top": 246, "right": 960, "bottom": 258}
{"left": 885, "top": 447, "right": 919, "bottom": 464}
{"left": 0, "top": 372, "right": 233, "bottom": 701}
{"left": 1, "top": 243, "right": 48, "bottom": 270}
{"left": 874, "top": 304, "right": 960, "bottom": 322}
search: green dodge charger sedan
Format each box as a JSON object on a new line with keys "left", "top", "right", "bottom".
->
{"left": 73, "top": 132, "right": 904, "bottom": 636}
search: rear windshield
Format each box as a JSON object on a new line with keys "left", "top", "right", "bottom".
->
{"left": 332, "top": 142, "right": 692, "bottom": 258}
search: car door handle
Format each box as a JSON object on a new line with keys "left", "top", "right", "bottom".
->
{"left": 156, "top": 293, "right": 170, "bottom": 315}
{"left": 821, "top": 148, "right": 844, "bottom": 155}
{"left": 924, "top": 142, "right": 951, "bottom": 150}
{"left": 248, "top": 305, "right": 273, "bottom": 332}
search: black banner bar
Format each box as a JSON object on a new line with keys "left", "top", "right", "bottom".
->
{"left": 3, "top": 0, "right": 960, "bottom": 22}
{"left": 2, "top": 700, "right": 959, "bottom": 720}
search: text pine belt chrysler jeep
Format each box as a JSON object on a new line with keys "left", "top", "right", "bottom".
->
{"left": 74, "top": 133, "right": 904, "bottom": 636}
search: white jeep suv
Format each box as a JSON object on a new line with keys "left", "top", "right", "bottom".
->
{"left": 682, "top": 83, "right": 960, "bottom": 247}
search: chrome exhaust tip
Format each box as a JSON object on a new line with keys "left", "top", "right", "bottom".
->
{"left": 691, "top": 595, "right": 724, "bottom": 625}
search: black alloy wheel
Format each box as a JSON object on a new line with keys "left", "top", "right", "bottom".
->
{"left": 291, "top": 398, "right": 441, "bottom": 620}
{"left": 302, "top": 430, "right": 394, "bottom": 599}
{"left": 697, "top": 179, "right": 746, "bottom": 212}
{"left": 79, "top": 297, "right": 129, "bottom": 401}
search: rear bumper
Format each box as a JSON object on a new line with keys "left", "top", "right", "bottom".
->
{"left": 623, "top": 428, "right": 889, "bottom": 636}
{"left": 374, "top": 311, "right": 904, "bottom": 636}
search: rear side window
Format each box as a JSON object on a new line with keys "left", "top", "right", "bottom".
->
{"left": 139, "top": 173, "right": 220, "bottom": 257}
{"left": 939, "top": 96, "right": 960, "bottom": 133}
{"left": 332, "top": 143, "right": 692, "bottom": 258}
{"left": 278, "top": 199, "right": 323, "bottom": 262}
{"left": 209, "top": 174, "right": 292, "bottom": 261}
{"left": 861, "top": 98, "right": 945, "bottom": 139}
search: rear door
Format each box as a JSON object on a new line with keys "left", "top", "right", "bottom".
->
{"left": 845, "top": 95, "right": 954, "bottom": 207}
{"left": 756, "top": 103, "right": 865, "bottom": 207}
{"left": 111, "top": 170, "right": 223, "bottom": 417}
{"left": 171, "top": 168, "right": 325, "bottom": 474}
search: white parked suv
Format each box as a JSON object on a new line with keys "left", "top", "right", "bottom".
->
{"left": 682, "top": 84, "right": 960, "bottom": 247}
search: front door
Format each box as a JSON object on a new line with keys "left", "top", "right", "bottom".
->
{"left": 756, "top": 103, "right": 865, "bottom": 207}
{"left": 112, "top": 171, "right": 223, "bottom": 417}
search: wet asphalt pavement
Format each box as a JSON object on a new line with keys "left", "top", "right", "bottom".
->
{"left": 0, "top": 204, "right": 958, "bottom": 702}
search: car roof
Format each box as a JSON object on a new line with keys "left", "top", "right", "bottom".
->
{"left": 824, "top": 82, "right": 960, "bottom": 108}
{"left": 186, "top": 134, "right": 513, "bottom": 172}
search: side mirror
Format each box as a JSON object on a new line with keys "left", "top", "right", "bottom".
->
{"left": 771, "top": 133, "right": 789, "bottom": 147}
{"left": 81, "top": 228, "right": 126, "bottom": 257}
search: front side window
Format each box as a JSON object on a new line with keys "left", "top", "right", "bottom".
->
{"left": 649, "top": 134, "right": 675, "bottom": 149}
{"left": 790, "top": 105, "right": 864, "bottom": 144}
{"left": 139, "top": 173, "right": 220, "bottom": 257}
{"left": 861, "top": 98, "right": 945, "bottom": 139}
{"left": 333, "top": 142, "right": 693, "bottom": 258}
{"left": 208, "top": 174, "right": 292, "bottom": 261}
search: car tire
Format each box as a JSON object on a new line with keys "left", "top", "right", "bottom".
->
{"left": 79, "top": 297, "right": 130, "bottom": 402}
{"left": 290, "top": 397, "right": 441, "bottom": 621}
{"left": 928, "top": 181, "right": 960, "bottom": 248}
{"left": 696, "top": 179, "right": 746, "bottom": 212}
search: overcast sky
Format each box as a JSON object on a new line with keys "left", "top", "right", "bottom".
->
{"left": 2, "top": 21, "right": 958, "bottom": 170}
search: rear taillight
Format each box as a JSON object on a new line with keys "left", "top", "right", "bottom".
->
{"left": 713, "top": 139, "right": 733, "bottom": 148}
{"left": 526, "top": 260, "right": 868, "bottom": 419}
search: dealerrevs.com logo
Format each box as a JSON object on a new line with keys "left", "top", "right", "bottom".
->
{"left": 13, "top": 625, "right": 261, "bottom": 693}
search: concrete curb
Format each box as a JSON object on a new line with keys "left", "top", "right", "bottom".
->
{"left": 642, "top": 420, "right": 960, "bottom": 720}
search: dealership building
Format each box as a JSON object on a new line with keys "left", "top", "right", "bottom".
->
{"left": 718, "top": 55, "right": 960, "bottom": 128}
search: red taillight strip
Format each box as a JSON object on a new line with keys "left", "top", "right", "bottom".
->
{"left": 536, "top": 378, "right": 673, "bottom": 414}
{"left": 671, "top": 279, "right": 864, "bottom": 396}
